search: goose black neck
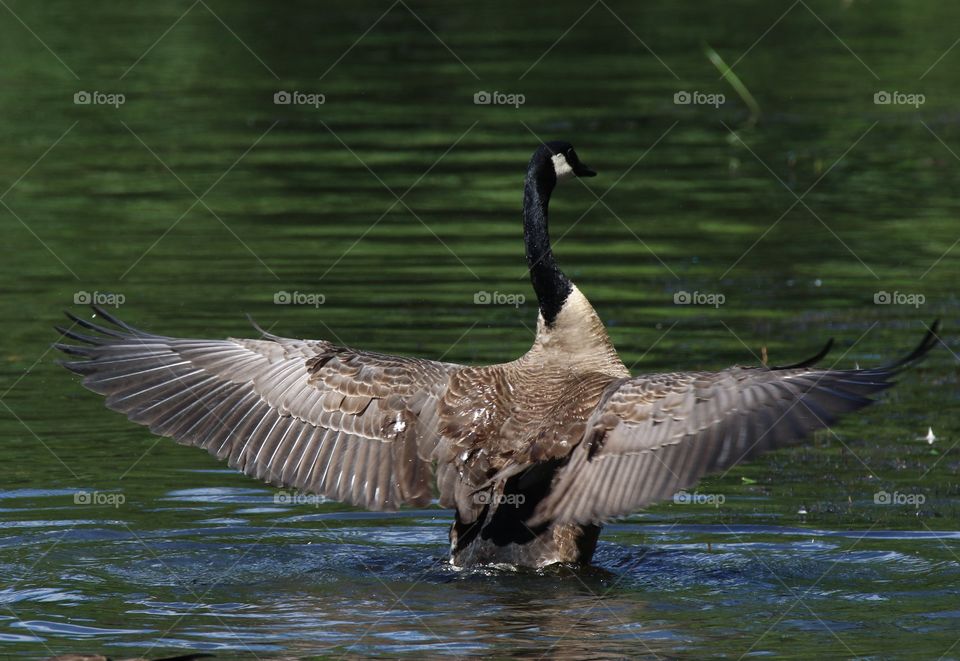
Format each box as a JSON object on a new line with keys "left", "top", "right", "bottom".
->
{"left": 523, "top": 163, "right": 571, "bottom": 326}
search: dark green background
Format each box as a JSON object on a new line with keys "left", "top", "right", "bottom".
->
{"left": 1, "top": 1, "right": 958, "bottom": 658}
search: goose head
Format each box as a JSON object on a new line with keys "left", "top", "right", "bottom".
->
{"left": 531, "top": 141, "right": 597, "bottom": 185}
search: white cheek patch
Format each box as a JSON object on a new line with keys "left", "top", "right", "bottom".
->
{"left": 551, "top": 152, "right": 574, "bottom": 180}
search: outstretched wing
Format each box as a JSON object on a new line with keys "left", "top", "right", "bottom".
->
{"left": 533, "top": 324, "right": 940, "bottom": 525}
{"left": 56, "top": 307, "right": 462, "bottom": 510}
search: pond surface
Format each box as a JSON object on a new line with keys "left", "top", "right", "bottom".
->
{"left": 1, "top": 0, "right": 959, "bottom": 658}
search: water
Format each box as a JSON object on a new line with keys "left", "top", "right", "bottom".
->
{"left": 1, "top": 0, "right": 959, "bottom": 657}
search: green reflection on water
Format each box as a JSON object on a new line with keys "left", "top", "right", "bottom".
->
{"left": 1, "top": 0, "right": 958, "bottom": 658}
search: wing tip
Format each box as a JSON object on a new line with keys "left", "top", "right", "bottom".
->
{"left": 54, "top": 305, "right": 160, "bottom": 356}
{"left": 881, "top": 318, "right": 941, "bottom": 372}
{"left": 774, "top": 337, "right": 834, "bottom": 370}
{"left": 777, "top": 320, "right": 941, "bottom": 375}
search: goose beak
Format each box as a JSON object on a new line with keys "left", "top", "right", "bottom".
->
{"left": 574, "top": 162, "right": 597, "bottom": 177}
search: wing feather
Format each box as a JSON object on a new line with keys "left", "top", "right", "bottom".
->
{"left": 56, "top": 307, "right": 462, "bottom": 510}
{"left": 533, "top": 324, "right": 939, "bottom": 525}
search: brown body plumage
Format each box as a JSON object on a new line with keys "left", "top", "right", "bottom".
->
{"left": 56, "top": 141, "right": 938, "bottom": 568}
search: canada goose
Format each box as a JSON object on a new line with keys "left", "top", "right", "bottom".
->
{"left": 56, "top": 141, "right": 939, "bottom": 568}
